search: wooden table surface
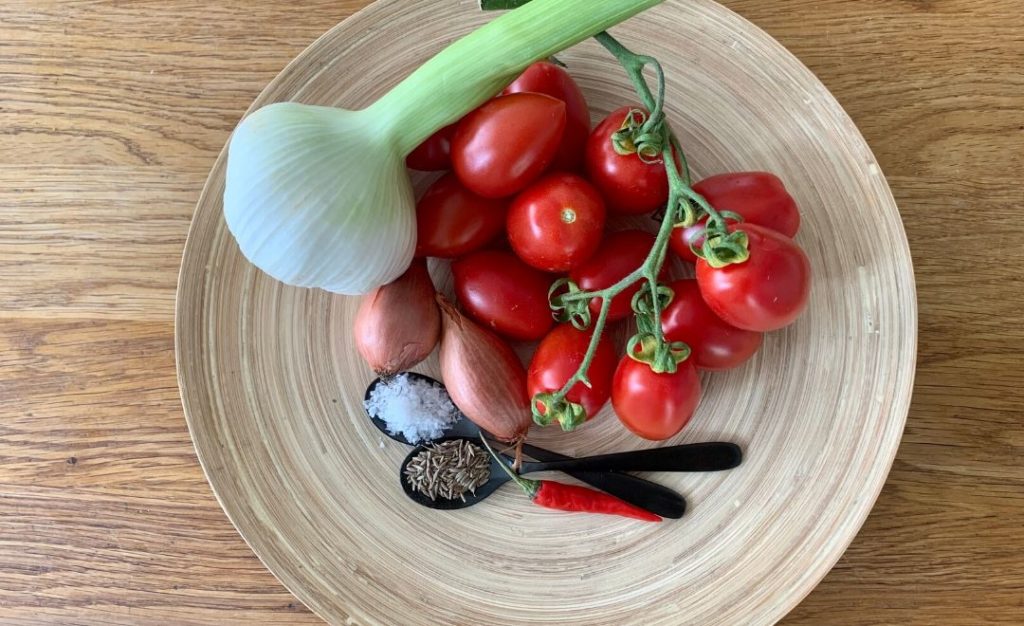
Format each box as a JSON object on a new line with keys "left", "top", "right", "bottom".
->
{"left": 1, "top": 1, "right": 1021, "bottom": 624}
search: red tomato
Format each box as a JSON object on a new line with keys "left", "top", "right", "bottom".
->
{"left": 415, "top": 173, "right": 507, "bottom": 258}
{"left": 695, "top": 172, "right": 800, "bottom": 238}
{"left": 527, "top": 324, "right": 617, "bottom": 420}
{"left": 585, "top": 106, "right": 669, "bottom": 215}
{"left": 670, "top": 172, "right": 801, "bottom": 263}
{"left": 569, "top": 230, "right": 659, "bottom": 322}
{"left": 503, "top": 61, "right": 590, "bottom": 171}
{"left": 405, "top": 124, "right": 456, "bottom": 171}
{"left": 696, "top": 223, "right": 811, "bottom": 332}
{"left": 612, "top": 357, "right": 701, "bottom": 440}
{"left": 451, "top": 93, "right": 566, "bottom": 199}
{"left": 451, "top": 250, "right": 554, "bottom": 341}
{"left": 668, "top": 220, "right": 709, "bottom": 264}
{"left": 507, "top": 173, "right": 605, "bottom": 272}
{"left": 660, "top": 279, "right": 763, "bottom": 370}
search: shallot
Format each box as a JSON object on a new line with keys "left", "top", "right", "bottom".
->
{"left": 436, "top": 296, "right": 531, "bottom": 444}
{"left": 353, "top": 260, "right": 439, "bottom": 376}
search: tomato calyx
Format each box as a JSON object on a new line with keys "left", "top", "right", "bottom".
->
{"left": 628, "top": 282, "right": 692, "bottom": 374}
{"left": 626, "top": 333, "right": 691, "bottom": 374}
{"left": 672, "top": 189, "right": 752, "bottom": 268}
{"left": 531, "top": 391, "right": 589, "bottom": 430}
{"left": 700, "top": 228, "right": 751, "bottom": 268}
{"left": 667, "top": 196, "right": 700, "bottom": 229}
{"left": 630, "top": 281, "right": 674, "bottom": 332}
{"left": 611, "top": 108, "right": 665, "bottom": 163}
{"left": 548, "top": 278, "right": 593, "bottom": 330}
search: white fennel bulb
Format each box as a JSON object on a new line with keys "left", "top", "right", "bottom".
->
{"left": 224, "top": 103, "right": 414, "bottom": 294}
{"left": 222, "top": 0, "right": 662, "bottom": 295}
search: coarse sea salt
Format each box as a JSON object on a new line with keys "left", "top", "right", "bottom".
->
{"left": 365, "top": 373, "right": 460, "bottom": 444}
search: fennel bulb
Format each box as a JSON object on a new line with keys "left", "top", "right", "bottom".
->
{"left": 225, "top": 104, "right": 413, "bottom": 294}
{"left": 224, "top": 0, "right": 662, "bottom": 295}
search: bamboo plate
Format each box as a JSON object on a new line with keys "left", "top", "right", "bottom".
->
{"left": 175, "top": 0, "right": 916, "bottom": 623}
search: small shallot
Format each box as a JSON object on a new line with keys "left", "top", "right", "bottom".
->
{"left": 353, "top": 259, "right": 440, "bottom": 376}
{"left": 437, "top": 296, "right": 532, "bottom": 444}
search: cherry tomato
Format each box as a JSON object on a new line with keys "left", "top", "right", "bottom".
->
{"left": 611, "top": 357, "right": 701, "bottom": 441}
{"left": 585, "top": 106, "right": 669, "bottom": 215}
{"left": 503, "top": 61, "right": 590, "bottom": 172}
{"left": 695, "top": 172, "right": 800, "bottom": 238}
{"left": 660, "top": 279, "right": 763, "bottom": 370}
{"left": 452, "top": 93, "right": 566, "bottom": 199}
{"left": 507, "top": 173, "right": 605, "bottom": 272}
{"left": 528, "top": 324, "right": 617, "bottom": 420}
{"left": 451, "top": 250, "right": 554, "bottom": 341}
{"left": 405, "top": 124, "right": 456, "bottom": 171}
{"left": 668, "top": 220, "right": 711, "bottom": 264}
{"left": 696, "top": 223, "right": 811, "bottom": 332}
{"left": 670, "top": 172, "right": 801, "bottom": 263}
{"left": 415, "top": 173, "right": 507, "bottom": 258}
{"left": 569, "top": 230, "right": 659, "bottom": 322}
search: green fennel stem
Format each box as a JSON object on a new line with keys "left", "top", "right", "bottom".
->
{"left": 375, "top": 0, "right": 663, "bottom": 156}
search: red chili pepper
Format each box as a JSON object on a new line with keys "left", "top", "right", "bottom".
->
{"left": 530, "top": 479, "right": 661, "bottom": 522}
{"left": 479, "top": 436, "right": 661, "bottom": 522}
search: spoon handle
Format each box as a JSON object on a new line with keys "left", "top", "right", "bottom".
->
{"left": 520, "top": 443, "right": 686, "bottom": 519}
{"left": 522, "top": 442, "right": 742, "bottom": 474}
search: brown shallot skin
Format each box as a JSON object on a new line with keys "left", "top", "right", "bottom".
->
{"left": 437, "top": 296, "right": 531, "bottom": 443}
{"left": 353, "top": 259, "right": 440, "bottom": 376}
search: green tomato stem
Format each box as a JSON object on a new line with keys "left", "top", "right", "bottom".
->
{"left": 541, "top": 31, "right": 707, "bottom": 417}
{"left": 559, "top": 266, "right": 645, "bottom": 303}
{"left": 538, "top": 31, "right": 752, "bottom": 425}
{"left": 596, "top": 31, "right": 727, "bottom": 228}
{"left": 642, "top": 183, "right": 679, "bottom": 346}
{"left": 594, "top": 32, "right": 658, "bottom": 125}
{"left": 551, "top": 295, "right": 613, "bottom": 402}
{"left": 669, "top": 133, "right": 692, "bottom": 188}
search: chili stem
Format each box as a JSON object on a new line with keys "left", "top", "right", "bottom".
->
{"left": 480, "top": 435, "right": 537, "bottom": 496}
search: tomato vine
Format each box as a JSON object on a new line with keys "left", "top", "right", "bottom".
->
{"left": 532, "top": 31, "right": 751, "bottom": 431}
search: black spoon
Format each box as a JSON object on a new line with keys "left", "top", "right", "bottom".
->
{"left": 400, "top": 436, "right": 742, "bottom": 510}
{"left": 364, "top": 373, "right": 688, "bottom": 518}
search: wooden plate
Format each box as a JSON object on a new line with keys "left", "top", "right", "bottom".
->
{"left": 175, "top": 0, "right": 916, "bottom": 623}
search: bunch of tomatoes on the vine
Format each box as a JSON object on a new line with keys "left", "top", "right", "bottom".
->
{"left": 406, "top": 49, "right": 810, "bottom": 442}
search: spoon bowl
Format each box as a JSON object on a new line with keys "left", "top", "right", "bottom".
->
{"left": 400, "top": 435, "right": 743, "bottom": 511}
{"left": 364, "top": 372, "right": 481, "bottom": 445}
{"left": 399, "top": 437, "right": 512, "bottom": 510}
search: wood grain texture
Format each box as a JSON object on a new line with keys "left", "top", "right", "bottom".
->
{"left": 0, "top": 1, "right": 1020, "bottom": 625}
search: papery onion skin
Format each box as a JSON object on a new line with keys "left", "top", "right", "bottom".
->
{"left": 353, "top": 259, "right": 440, "bottom": 376}
{"left": 437, "top": 296, "right": 531, "bottom": 443}
{"left": 224, "top": 103, "right": 415, "bottom": 296}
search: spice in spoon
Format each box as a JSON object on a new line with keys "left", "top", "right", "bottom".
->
{"left": 404, "top": 439, "right": 490, "bottom": 501}
{"left": 366, "top": 373, "right": 460, "bottom": 444}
